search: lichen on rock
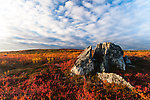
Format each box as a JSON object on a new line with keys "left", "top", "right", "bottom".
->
{"left": 71, "top": 46, "right": 94, "bottom": 75}
{"left": 97, "top": 72, "right": 134, "bottom": 90}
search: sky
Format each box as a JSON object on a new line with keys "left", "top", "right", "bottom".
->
{"left": 0, "top": 0, "right": 150, "bottom": 51}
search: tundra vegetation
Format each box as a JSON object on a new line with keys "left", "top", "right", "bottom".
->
{"left": 0, "top": 49, "right": 150, "bottom": 99}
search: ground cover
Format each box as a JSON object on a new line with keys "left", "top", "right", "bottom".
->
{"left": 0, "top": 49, "right": 149, "bottom": 99}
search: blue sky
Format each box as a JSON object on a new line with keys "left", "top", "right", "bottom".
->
{"left": 0, "top": 0, "right": 150, "bottom": 51}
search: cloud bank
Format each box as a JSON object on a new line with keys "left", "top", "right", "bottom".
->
{"left": 0, "top": 0, "right": 150, "bottom": 51}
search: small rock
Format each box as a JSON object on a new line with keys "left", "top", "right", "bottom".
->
{"left": 97, "top": 72, "right": 134, "bottom": 90}
{"left": 124, "top": 55, "right": 132, "bottom": 64}
{"left": 124, "top": 55, "right": 135, "bottom": 68}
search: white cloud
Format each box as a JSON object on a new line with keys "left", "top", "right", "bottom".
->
{"left": 65, "top": 1, "right": 74, "bottom": 9}
{"left": 93, "top": 4, "right": 110, "bottom": 16}
{"left": 82, "top": 1, "right": 92, "bottom": 8}
{"left": 94, "top": 0, "right": 105, "bottom": 4}
{"left": 112, "top": 0, "right": 121, "bottom": 5}
{"left": 0, "top": 0, "right": 150, "bottom": 51}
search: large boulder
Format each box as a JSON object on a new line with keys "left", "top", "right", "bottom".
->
{"left": 93, "top": 42, "right": 125, "bottom": 72}
{"left": 98, "top": 72, "right": 134, "bottom": 90}
{"left": 71, "top": 46, "right": 94, "bottom": 75}
{"left": 71, "top": 42, "right": 133, "bottom": 75}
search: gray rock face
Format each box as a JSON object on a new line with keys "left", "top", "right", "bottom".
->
{"left": 93, "top": 42, "right": 125, "bottom": 72}
{"left": 71, "top": 46, "right": 94, "bottom": 75}
{"left": 98, "top": 73, "right": 134, "bottom": 89}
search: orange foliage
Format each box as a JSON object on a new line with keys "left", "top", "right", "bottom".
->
{"left": 0, "top": 49, "right": 149, "bottom": 99}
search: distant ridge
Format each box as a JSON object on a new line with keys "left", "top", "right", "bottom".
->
{"left": 0, "top": 49, "right": 83, "bottom": 54}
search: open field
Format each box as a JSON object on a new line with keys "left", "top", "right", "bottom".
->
{"left": 0, "top": 49, "right": 150, "bottom": 99}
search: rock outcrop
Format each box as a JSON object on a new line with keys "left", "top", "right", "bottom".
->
{"left": 98, "top": 72, "right": 134, "bottom": 89}
{"left": 93, "top": 42, "right": 125, "bottom": 72}
{"left": 71, "top": 46, "right": 94, "bottom": 75}
{"left": 71, "top": 42, "right": 134, "bottom": 75}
